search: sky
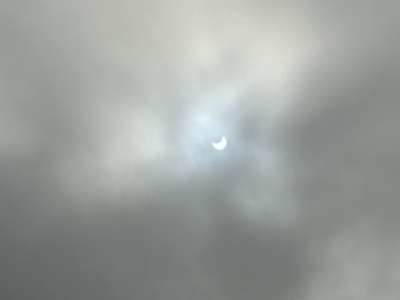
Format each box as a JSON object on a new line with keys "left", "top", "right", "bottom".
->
{"left": 1, "top": 0, "right": 400, "bottom": 299}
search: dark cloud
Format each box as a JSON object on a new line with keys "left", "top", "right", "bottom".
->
{"left": 1, "top": 0, "right": 400, "bottom": 299}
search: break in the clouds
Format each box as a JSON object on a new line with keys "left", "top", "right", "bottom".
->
{"left": 1, "top": 0, "right": 400, "bottom": 299}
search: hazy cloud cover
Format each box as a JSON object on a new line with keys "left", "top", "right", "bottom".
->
{"left": 1, "top": 0, "right": 400, "bottom": 299}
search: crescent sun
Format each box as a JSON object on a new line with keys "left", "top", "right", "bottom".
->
{"left": 212, "top": 136, "right": 227, "bottom": 150}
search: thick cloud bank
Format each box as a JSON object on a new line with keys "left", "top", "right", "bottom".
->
{"left": 1, "top": 0, "right": 400, "bottom": 299}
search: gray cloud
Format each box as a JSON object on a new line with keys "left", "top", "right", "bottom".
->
{"left": 1, "top": 0, "right": 400, "bottom": 299}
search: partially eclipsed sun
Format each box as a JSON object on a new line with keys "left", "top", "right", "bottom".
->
{"left": 212, "top": 136, "right": 227, "bottom": 150}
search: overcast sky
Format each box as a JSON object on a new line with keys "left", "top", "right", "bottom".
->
{"left": 1, "top": 0, "right": 400, "bottom": 299}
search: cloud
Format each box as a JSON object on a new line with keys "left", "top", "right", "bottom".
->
{"left": 1, "top": 0, "right": 400, "bottom": 299}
